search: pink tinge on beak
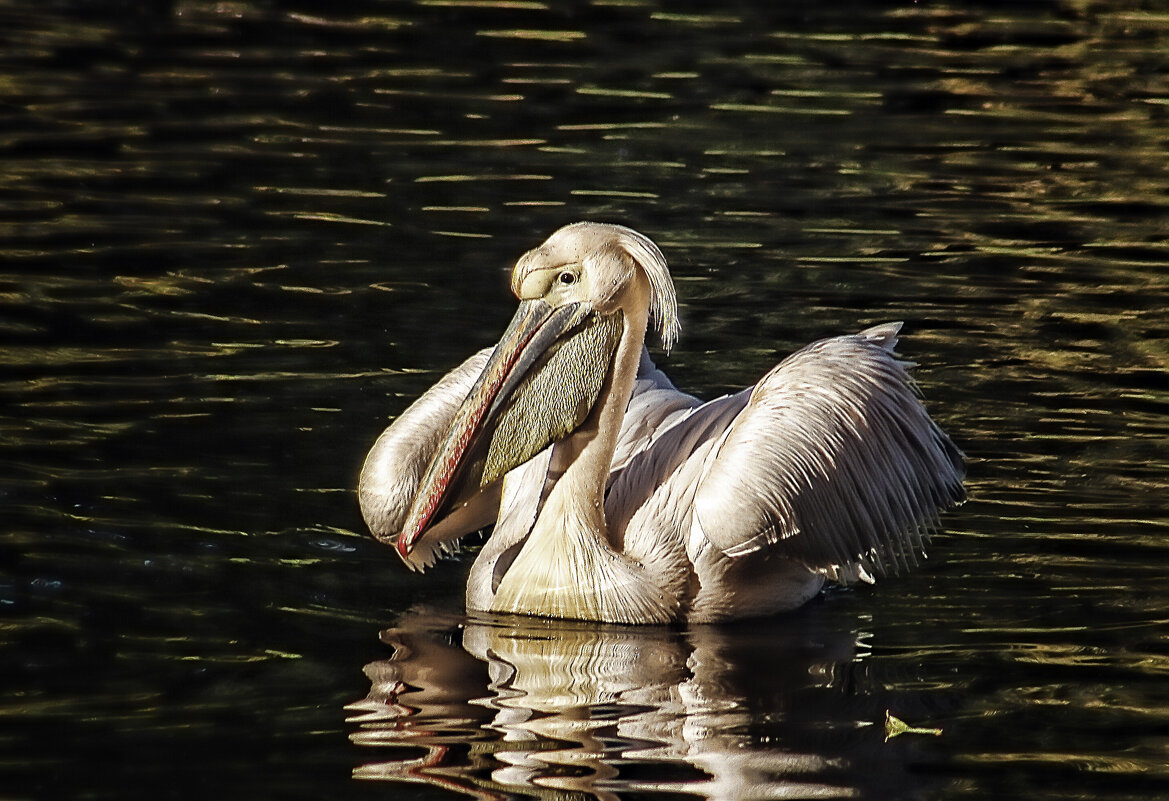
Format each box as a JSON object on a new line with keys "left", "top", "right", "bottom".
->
{"left": 395, "top": 300, "right": 584, "bottom": 562}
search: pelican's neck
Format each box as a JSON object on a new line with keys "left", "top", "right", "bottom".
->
{"left": 490, "top": 282, "right": 677, "bottom": 623}
{"left": 556, "top": 299, "right": 648, "bottom": 546}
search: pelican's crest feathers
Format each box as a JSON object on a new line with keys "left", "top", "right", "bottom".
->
{"left": 512, "top": 221, "right": 679, "bottom": 352}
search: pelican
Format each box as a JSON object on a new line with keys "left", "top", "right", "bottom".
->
{"left": 359, "top": 222, "right": 965, "bottom": 624}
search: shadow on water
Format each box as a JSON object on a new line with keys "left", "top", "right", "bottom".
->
{"left": 347, "top": 605, "right": 950, "bottom": 800}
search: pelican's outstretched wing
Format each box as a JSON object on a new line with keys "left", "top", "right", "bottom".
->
{"left": 692, "top": 323, "right": 966, "bottom": 582}
{"left": 358, "top": 348, "right": 500, "bottom": 562}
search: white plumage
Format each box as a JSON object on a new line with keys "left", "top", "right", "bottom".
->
{"left": 359, "top": 222, "right": 965, "bottom": 623}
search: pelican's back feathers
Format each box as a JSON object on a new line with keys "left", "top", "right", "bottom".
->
{"left": 692, "top": 330, "right": 966, "bottom": 582}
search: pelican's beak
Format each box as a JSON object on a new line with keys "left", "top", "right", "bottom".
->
{"left": 395, "top": 299, "right": 622, "bottom": 566}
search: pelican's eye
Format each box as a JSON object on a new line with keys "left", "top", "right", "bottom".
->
{"left": 558, "top": 271, "right": 577, "bottom": 285}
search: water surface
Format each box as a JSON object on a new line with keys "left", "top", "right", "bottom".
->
{"left": 2, "top": 1, "right": 1168, "bottom": 799}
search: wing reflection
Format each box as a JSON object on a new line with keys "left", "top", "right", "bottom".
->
{"left": 347, "top": 607, "right": 941, "bottom": 800}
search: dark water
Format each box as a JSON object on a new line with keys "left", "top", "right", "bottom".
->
{"left": 3, "top": 1, "right": 1168, "bottom": 799}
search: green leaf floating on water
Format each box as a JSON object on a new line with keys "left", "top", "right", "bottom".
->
{"left": 884, "top": 710, "right": 943, "bottom": 741}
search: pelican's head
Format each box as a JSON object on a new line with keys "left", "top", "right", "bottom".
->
{"left": 394, "top": 222, "right": 678, "bottom": 568}
{"left": 509, "top": 222, "right": 679, "bottom": 350}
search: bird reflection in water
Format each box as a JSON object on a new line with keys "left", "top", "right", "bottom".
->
{"left": 346, "top": 607, "right": 944, "bottom": 800}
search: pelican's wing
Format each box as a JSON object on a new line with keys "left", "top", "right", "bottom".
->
{"left": 604, "top": 379, "right": 749, "bottom": 540}
{"left": 692, "top": 323, "right": 966, "bottom": 582}
{"left": 611, "top": 349, "right": 704, "bottom": 472}
{"left": 358, "top": 347, "right": 499, "bottom": 561}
